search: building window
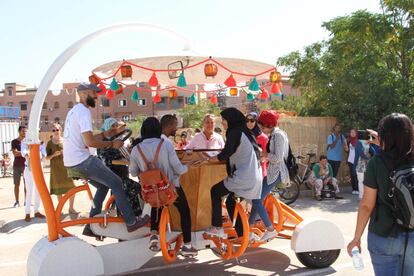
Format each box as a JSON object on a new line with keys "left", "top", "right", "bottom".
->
{"left": 122, "top": 115, "right": 131, "bottom": 121}
{"left": 67, "top": 101, "right": 73, "bottom": 108}
{"left": 8, "top": 88, "right": 12, "bottom": 96}
{"left": 118, "top": 99, "right": 127, "bottom": 107}
{"left": 7, "top": 102, "right": 13, "bottom": 107}
{"left": 54, "top": 101, "right": 59, "bottom": 109}
{"left": 101, "top": 113, "right": 110, "bottom": 120}
{"left": 41, "top": 116, "right": 49, "bottom": 125}
{"left": 20, "top": 102, "right": 28, "bottom": 111}
{"left": 138, "top": 99, "right": 146, "bottom": 106}
{"left": 42, "top": 102, "right": 48, "bottom": 110}
{"left": 54, "top": 117, "right": 60, "bottom": 123}
{"left": 101, "top": 98, "right": 110, "bottom": 107}
{"left": 22, "top": 116, "right": 28, "bottom": 125}
{"left": 156, "top": 97, "right": 168, "bottom": 110}
{"left": 170, "top": 96, "right": 184, "bottom": 109}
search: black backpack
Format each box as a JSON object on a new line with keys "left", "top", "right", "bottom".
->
{"left": 285, "top": 144, "right": 298, "bottom": 178}
{"left": 379, "top": 156, "right": 414, "bottom": 230}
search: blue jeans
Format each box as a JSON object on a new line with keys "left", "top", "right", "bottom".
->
{"left": 368, "top": 231, "right": 414, "bottom": 276}
{"left": 71, "top": 156, "right": 136, "bottom": 225}
{"left": 249, "top": 176, "right": 280, "bottom": 227}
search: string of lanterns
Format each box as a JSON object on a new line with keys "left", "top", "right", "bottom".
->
{"left": 88, "top": 57, "right": 284, "bottom": 105}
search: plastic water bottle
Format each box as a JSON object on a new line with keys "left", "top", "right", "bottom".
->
{"left": 351, "top": 246, "right": 364, "bottom": 271}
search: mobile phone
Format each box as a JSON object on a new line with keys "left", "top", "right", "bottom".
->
{"left": 357, "top": 130, "right": 370, "bottom": 140}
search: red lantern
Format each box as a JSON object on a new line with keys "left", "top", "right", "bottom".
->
{"left": 204, "top": 63, "right": 218, "bottom": 78}
{"left": 115, "top": 84, "right": 124, "bottom": 95}
{"left": 153, "top": 92, "right": 161, "bottom": 103}
{"left": 210, "top": 94, "right": 218, "bottom": 104}
{"left": 168, "top": 89, "right": 177, "bottom": 98}
{"left": 224, "top": 74, "right": 237, "bottom": 87}
{"left": 121, "top": 65, "right": 133, "bottom": 78}
{"left": 89, "top": 74, "right": 100, "bottom": 85}
{"left": 106, "top": 89, "right": 114, "bottom": 99}
{"left": 269, "top": 71, "right": 282, "bottom": 83}
{"left": 271, "top": 82, "right": 280, "bottom": 94}
{"left": 260, "top": 89, "right": 269, "bottom": 100}
{"left": 229, "top": 88, "right": 238, "bottom": 96}
{"left": 97, "top": 83, "right": 107, "bottom": 95}
{"left": 148, "top": 72, "right": 159, "bottom": 87}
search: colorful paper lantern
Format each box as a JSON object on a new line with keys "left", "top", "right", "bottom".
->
{"left": 153, "top": 92, "right": 161, "bottom": 103}
{"left": 148, "top": 72, "right": 159, "bottom": 87}
{"left": 224, "top": 74, "right": 237, "bottom": 87}
{"left": 177, "top": 72, "right": 187, "bottom": 87}
{"left": 269, "top": 71, "right": 282, "bottom": 83}
{"left": 121, "top": 64, "right": 133, "bottom": 78}
{"left": 188, "top": 93, "right": 196, "bottom": 105}
{"left": 210, "top": 94, "right": 218, "bottom": 104}
{"left": 106, "top": 89, "right": 114, "bottom": 99}
{"left": 229, "top": 88, "right": 238, "bottom": 96}
{"left": 169, "top": 89, "right": 178, "bottom": 98}
{"left": 131, "top": 90, "right": 139, "bottom": 101}
{"left": 271, "top": 82, "right": 281, "bottom": 94}
{"left": 89, "top": 74, "right": 100, "bottom": 85}
{"left": 115, "top": 84, "right": 124, "bottom": 95}
{"left": 204, "top": 63, "right": 218, "bottom": 78}
{"left": 259, "top": 89, "right": 269, "bottom": 100}
{"left": 110, "top": 78, "right": 120, "bottom": 91}
{"left": 247, "top": 93, "right": 255, "bottom": 101}
{"left": 97, "top": 83, "right": 107, "bottom": 95}
{"left": 248, "top": 77, "right": 260, "bottom": 91}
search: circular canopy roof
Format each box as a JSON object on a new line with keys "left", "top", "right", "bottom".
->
{"left": 93, "top": 56, "right": 276, "bottom": 86}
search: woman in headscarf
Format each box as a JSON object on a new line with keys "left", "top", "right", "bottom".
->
{"left": 246, "top": 112, "right": 269, "bottom": 177}
{"left": 204, "top": 107, "right": 262, "bottom": 238}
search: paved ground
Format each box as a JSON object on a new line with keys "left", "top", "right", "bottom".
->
{"left": 0, "top": 173, "right": 374, "bottom": 276}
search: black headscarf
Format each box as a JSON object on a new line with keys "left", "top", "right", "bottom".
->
{"left": 218, "top": 108, "right": 260, "bottom": 167}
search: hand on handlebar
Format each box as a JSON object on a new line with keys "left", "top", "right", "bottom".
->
{"left": 112, "top": 140, "right": 124, "bottom": 149}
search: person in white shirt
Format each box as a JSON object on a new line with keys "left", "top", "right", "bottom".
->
{"left": 186, "top": 114, "right": 225, "bottom": 150}
{"left": 63, "top": 83, "right": 149, "bottom": 237}
{"left": 160, "top": 114, "right": 178, "bottom": 147}
{"left": 21, "top": 140, "right": 47, "bottom": 222}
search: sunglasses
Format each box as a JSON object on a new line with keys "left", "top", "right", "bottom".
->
{"left": 246, "top": 119, "right": 255, "bottom": 123}
{"left": 52, "top": 129, "right": 60, "bottom": 132}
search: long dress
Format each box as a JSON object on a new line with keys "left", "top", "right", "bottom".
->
{"left": 46, "top": 140, "right": 75, "bottom": 195}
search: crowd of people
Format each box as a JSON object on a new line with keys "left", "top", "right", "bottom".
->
{"left": 5, "top": 82, "right": 413, "bottom": 273}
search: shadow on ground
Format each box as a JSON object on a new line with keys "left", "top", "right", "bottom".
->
{"left": 129, "top": 247, "right": 338, "bottom": 276}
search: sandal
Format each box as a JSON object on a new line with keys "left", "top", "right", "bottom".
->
{"left": 149, "top": 234, "right": 160, "bottom": 252}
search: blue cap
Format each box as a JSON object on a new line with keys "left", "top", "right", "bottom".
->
{"left": 77, "top": 82, "right": 101, "bottom": 92}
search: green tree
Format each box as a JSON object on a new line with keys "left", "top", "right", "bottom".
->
{"left": 179, "top": 100, "right": 221, "bottom": 128}
{"left": 278, "top": 0, "right": 413, "bottom": 130}
{"left": 126, "top": 115, "right": 146, "bottom": 138}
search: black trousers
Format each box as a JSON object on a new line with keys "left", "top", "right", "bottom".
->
{"left": 150, "top": 186, "right": 192, "bottom": 243}
{"left": 347, "top": 162, "right": 358, "bottom": 191}
{"left": 211, "top": 181, "right": 243, "bottom": 237}
{"left": 328, "top": 160, "right": 341, "bottom": 178}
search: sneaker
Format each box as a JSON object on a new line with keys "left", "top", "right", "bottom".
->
{"left": 181, "top": 245, "right": 198, "bottom": 257}
{"left": 351, "top": 190, "right": 356, "bottom": 195}
{"left": 260, "top": 229, "right": 278, "bottom": 242}
{"left": 126, "top": 215, "right": 150, "bottom": 233}
{"left": 149, "top": 234, "right": 160, "bottom": 252}
{"left": 82, "top": 224, "right": 105, "bottom": 240}
{"left": 249, "top": 232, "right": 260, "bottom": 244}
{"left": 355, "top": 191, "right": 359, "bottom": 195}
{"left": 34, "top": 212, "right": 46, "bottom": 218}
{"left": 24, "top": 214, "right": 31, "bottom": 222}
{"left": 204, "top": 227, "right": 227, "bottom": 239}
{"left": 13, "top": 201, "right": 19, "bottom": 208}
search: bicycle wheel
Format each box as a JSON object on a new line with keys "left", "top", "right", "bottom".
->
{"left": 276, "top": 179, "right": 300, "bottom": 205}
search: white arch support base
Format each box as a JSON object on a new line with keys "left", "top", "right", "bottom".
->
{"left": 27, "top": 236, "right": 157, "bottom": 276}
{"left": 290, "top": 218, "right": 344, "bottom": 253}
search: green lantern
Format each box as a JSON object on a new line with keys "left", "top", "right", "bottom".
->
{"left": 188, "top": 93, "right": 196, "bottom": 105}
{"left": 248, "top": 77, "right": 259, "bottom": 91}
{"left": 177, "top": 72, "right": 187, "bottom": 87}
{"left": 131, "top": 90, "right": 139, "bottom": 101}
{"left": 110, "top": 78, "right": 120, "bottom": 91}
{"left": 247, "top": 93, "right": 255, "bottom": 101}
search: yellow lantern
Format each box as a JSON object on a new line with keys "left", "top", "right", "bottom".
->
{"left": 229, "top": 88, "right": 238, "bottom": 96}
{"left": 168, "top": 89, "right": 177, "bottom": 98}
{"left": 269, "top": 71, "right": 282, "bottom": 83}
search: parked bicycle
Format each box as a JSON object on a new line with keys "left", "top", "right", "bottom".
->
{"left": 273, "top": 153, "right": 317, "bottom": 205}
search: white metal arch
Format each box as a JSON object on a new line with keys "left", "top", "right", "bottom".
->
{"left": 26, "top": 22, "right": 192, "bottom": 144}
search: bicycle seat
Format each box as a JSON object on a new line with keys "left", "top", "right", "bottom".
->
{"left": 66, "top": 167, "right": 88, "bottom": 180}
{"left": 306, "top": 153, "right": 316, "bottom": 158}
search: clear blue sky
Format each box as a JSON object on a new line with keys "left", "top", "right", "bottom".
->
{"left": 0, "top": 0, "right": 381, "bottom": 90}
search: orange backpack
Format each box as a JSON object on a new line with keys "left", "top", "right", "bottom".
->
{"left": 136, "top": 139, "right": 178, "bottom": 207}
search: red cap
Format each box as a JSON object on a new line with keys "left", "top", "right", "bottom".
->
{"left": 258, "top": 110, "right": 279, "bottom": 127}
